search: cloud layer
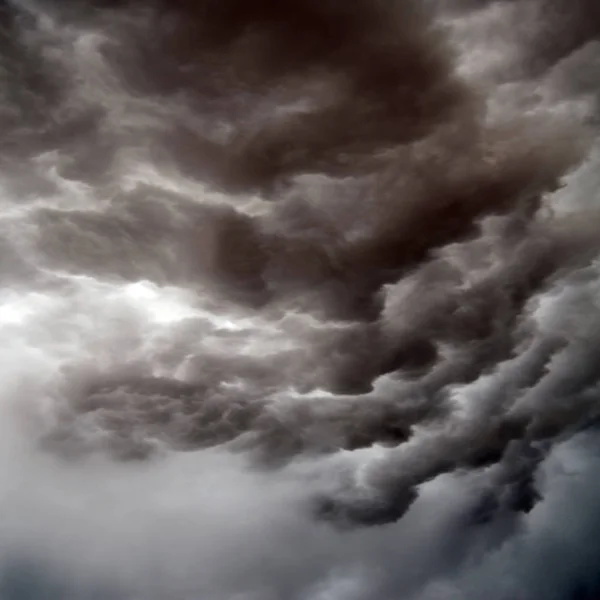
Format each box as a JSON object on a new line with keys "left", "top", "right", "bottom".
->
{"left": 0, "top": 0, "right": 600, "bottom": 598}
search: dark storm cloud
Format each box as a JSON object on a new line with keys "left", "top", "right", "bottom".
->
{"left": 10, "top": 0, "right": 597, "bottom": 518}
{"left": 1, "top": 0, "right": 600, "bottom": 598}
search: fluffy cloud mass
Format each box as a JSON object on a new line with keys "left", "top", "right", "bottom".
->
{"left": 0, "top": 0, "right": 599, "bottom": 598}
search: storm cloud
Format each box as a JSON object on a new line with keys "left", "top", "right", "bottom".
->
{"left": 0, "top": 0, "right": 599, "bottom": 598}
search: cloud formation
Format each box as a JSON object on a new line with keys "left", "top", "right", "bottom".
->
{"left": 0, "top": 0, "right": 600, "bottom": 598}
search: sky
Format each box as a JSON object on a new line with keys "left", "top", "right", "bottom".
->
{"left": 0, "top": 0, "right": 600, "bottom": 598}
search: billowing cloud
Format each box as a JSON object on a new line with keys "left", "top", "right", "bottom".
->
{"left": 0, "top": 0, "right": 599, "bottom": 598}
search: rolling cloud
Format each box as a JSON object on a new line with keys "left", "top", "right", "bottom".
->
{"left": 0, "top": 0, "right": 599, "bottom": 598}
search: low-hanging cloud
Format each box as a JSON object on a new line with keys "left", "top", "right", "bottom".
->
{"left": 0, "top": 0, "right": 600, "bottom": 598}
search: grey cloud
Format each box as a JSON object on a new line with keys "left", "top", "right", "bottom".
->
{"left": 0, "top": 0, "right": 600, "bottom": 598}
